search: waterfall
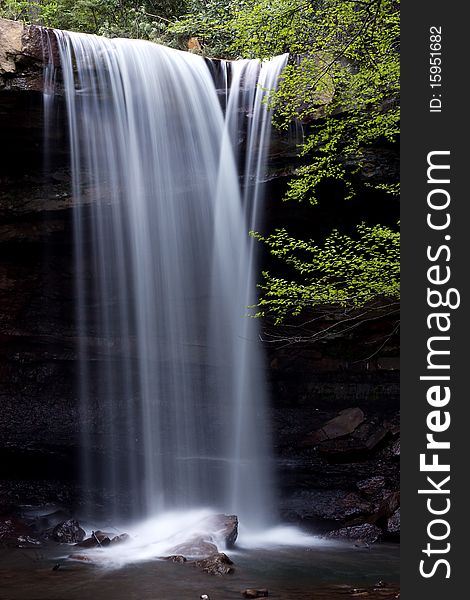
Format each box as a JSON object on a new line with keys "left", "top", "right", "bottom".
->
{"left": 54, "top": 30, "right": 286, "bottom": 528}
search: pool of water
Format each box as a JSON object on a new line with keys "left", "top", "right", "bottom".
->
{"left": 0, "top": 542, "right": 399, "bottom": 600}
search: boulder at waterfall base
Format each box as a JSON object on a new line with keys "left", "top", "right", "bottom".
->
{"left": 193, "top": 553, "right": 234, "bottom": 575}
{"left": 168, "top": 535, "right": 219, "bottom": 558}
{"left": 200, "top": 513, "right": 238, "bottom": 548}
{"left": 51, "top": 519, "right": 86, "bottom": 543}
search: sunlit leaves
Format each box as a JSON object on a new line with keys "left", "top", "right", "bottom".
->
{"left": 250, "top": 224, "right": 400, "bottom": 322}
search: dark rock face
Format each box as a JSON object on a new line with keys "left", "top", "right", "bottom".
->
{"left": 271, "top": 338, "right": 399, "bottom": 534}
{"left": 51, "top": 519, "right": 86, "bottom": 543}
{"left": 282, "top": 489, "right": 373, "bottom": 523}
{"left": 324, "top": 523, "right": 382, "bottom": 545}
{"left": 193, "top": 552, "right": 234, "bottom": 576}
{"left": 387, "top": 509, "right": 400, "bottom": 537}
{"left": 357, "top": 476, "right": 386, "bottom": 498}
{"left": 378, "top": 491, "right": 400, "bottom": 520}
{"left": 0, "top": 18, "right": 59, "bottom": 92}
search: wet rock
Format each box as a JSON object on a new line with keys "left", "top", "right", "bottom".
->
{"left": 17, "top": 534, "right": 42, "bottom": 548}
{"left": 242, "top": 589, "right": 269, "bottom": 598}
{"left": 357, "top": 476, "right": 386, "bottom": 498}
{"left": 324, "top": 523, "right": 382, "bottom": 544}
{"left": 93, "top": 530, "right": 112, "bottom": 546}
{"left": 390, "top": 439, "right": 400, "bottom": 457}
{"left": 76, "top": 530, "right": 117, "bottom": 548}
{"left": 111, "top": 533, "right": 130, "bottom": 545}
{"left": 0, "top": 515, "right": 41, "bottom": 547}
{"left": 387, "top": 509, "right": 400, "bottom": 536}
{"left": 193, "top": 552, "right": 234, "bottom": 576}
{"left": 303, "top": 407, "right": 365, "bottom": 445}
{"left": 169, "top": 535, "right": 218, "bottom": 558}
{"left": 200, "top": 514, "right": 238, "bottom": 548}
{"left": 69, "top": 553, "right": 92, "bottom": 563}
{"left": 51, "top": 519, "right": 86, "bottom": 543}
{"left": 377, "top": 491, "right": 400, "bottom": 522}
{"left": 75, "top": 536, "right": 98, "bottom": 548}
{"left": 162, "top": 554, "right": 187, "bottom": 563}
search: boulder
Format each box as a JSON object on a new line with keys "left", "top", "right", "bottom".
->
{"left": 92, "top": 530, "right": 112, "bottom": 546}
{"left": 51, "top": 519, "right": 86, "bottom": 543}
{"left": 162, "top": 555, "right": 187, "bottom": 563}
{"left": 75, "top": 536, "right": 98, "bottom": 548}
{"left": 357, "top": 476, "right": 386, "bottom": 498}
{"left": 324, "top": 523, "right": 382, "bottom": 544}
{"left": 242, "top": 589, "right": 269, "bottom": 598}
{"left": 387, "top": 509, "right": 400, "bottom": 536}
{"left": 377, "top": 491, "right": 400, "bottom": 521}
{"left": 303, "top": 407, "right": 365, "bottom": 445}
{"left": 352, "top": 421, "right": 389, "bottom": 450}
{"left": 111, "top": 533, "right": 130, "bottom": 545}
{"left": 168, "top": 535, "right": 218, "bottom": 558}
{"left": 193, "top": 552, "right": 234, "bottom": 576}
{"left": 200, "top": 514, "right": 238, "bottom": 548}
{"left": 76, "top": 530, "right": 116, "bottom": 548}
{"left": 318, "top": 419, "right": 389, "bottom": 460}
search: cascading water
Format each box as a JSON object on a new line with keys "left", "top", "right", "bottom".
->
{"left": 53, "top": 30, "right": 287, "bottom": 530}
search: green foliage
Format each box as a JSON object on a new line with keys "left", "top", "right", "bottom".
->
{"left": 167, "top": 0, "right": 236, "bottom": 56}
{"left": 0, "top": 0, "right": 188, "bottom": 44}
{"left": 236, "top": 0, "right": 400, "bottom": 325}
{"left": 268, "top": 1, "right": 399, "bottom": 204}
{"left": 170, "top": 0, "right": 399, "bottom": 201}
{"left": 251, "top": 223, "right": 400, "bottom": 323}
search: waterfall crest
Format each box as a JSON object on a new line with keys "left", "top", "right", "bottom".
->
{"left": 54, "top": 30, "right": 286, "bottom": 527}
